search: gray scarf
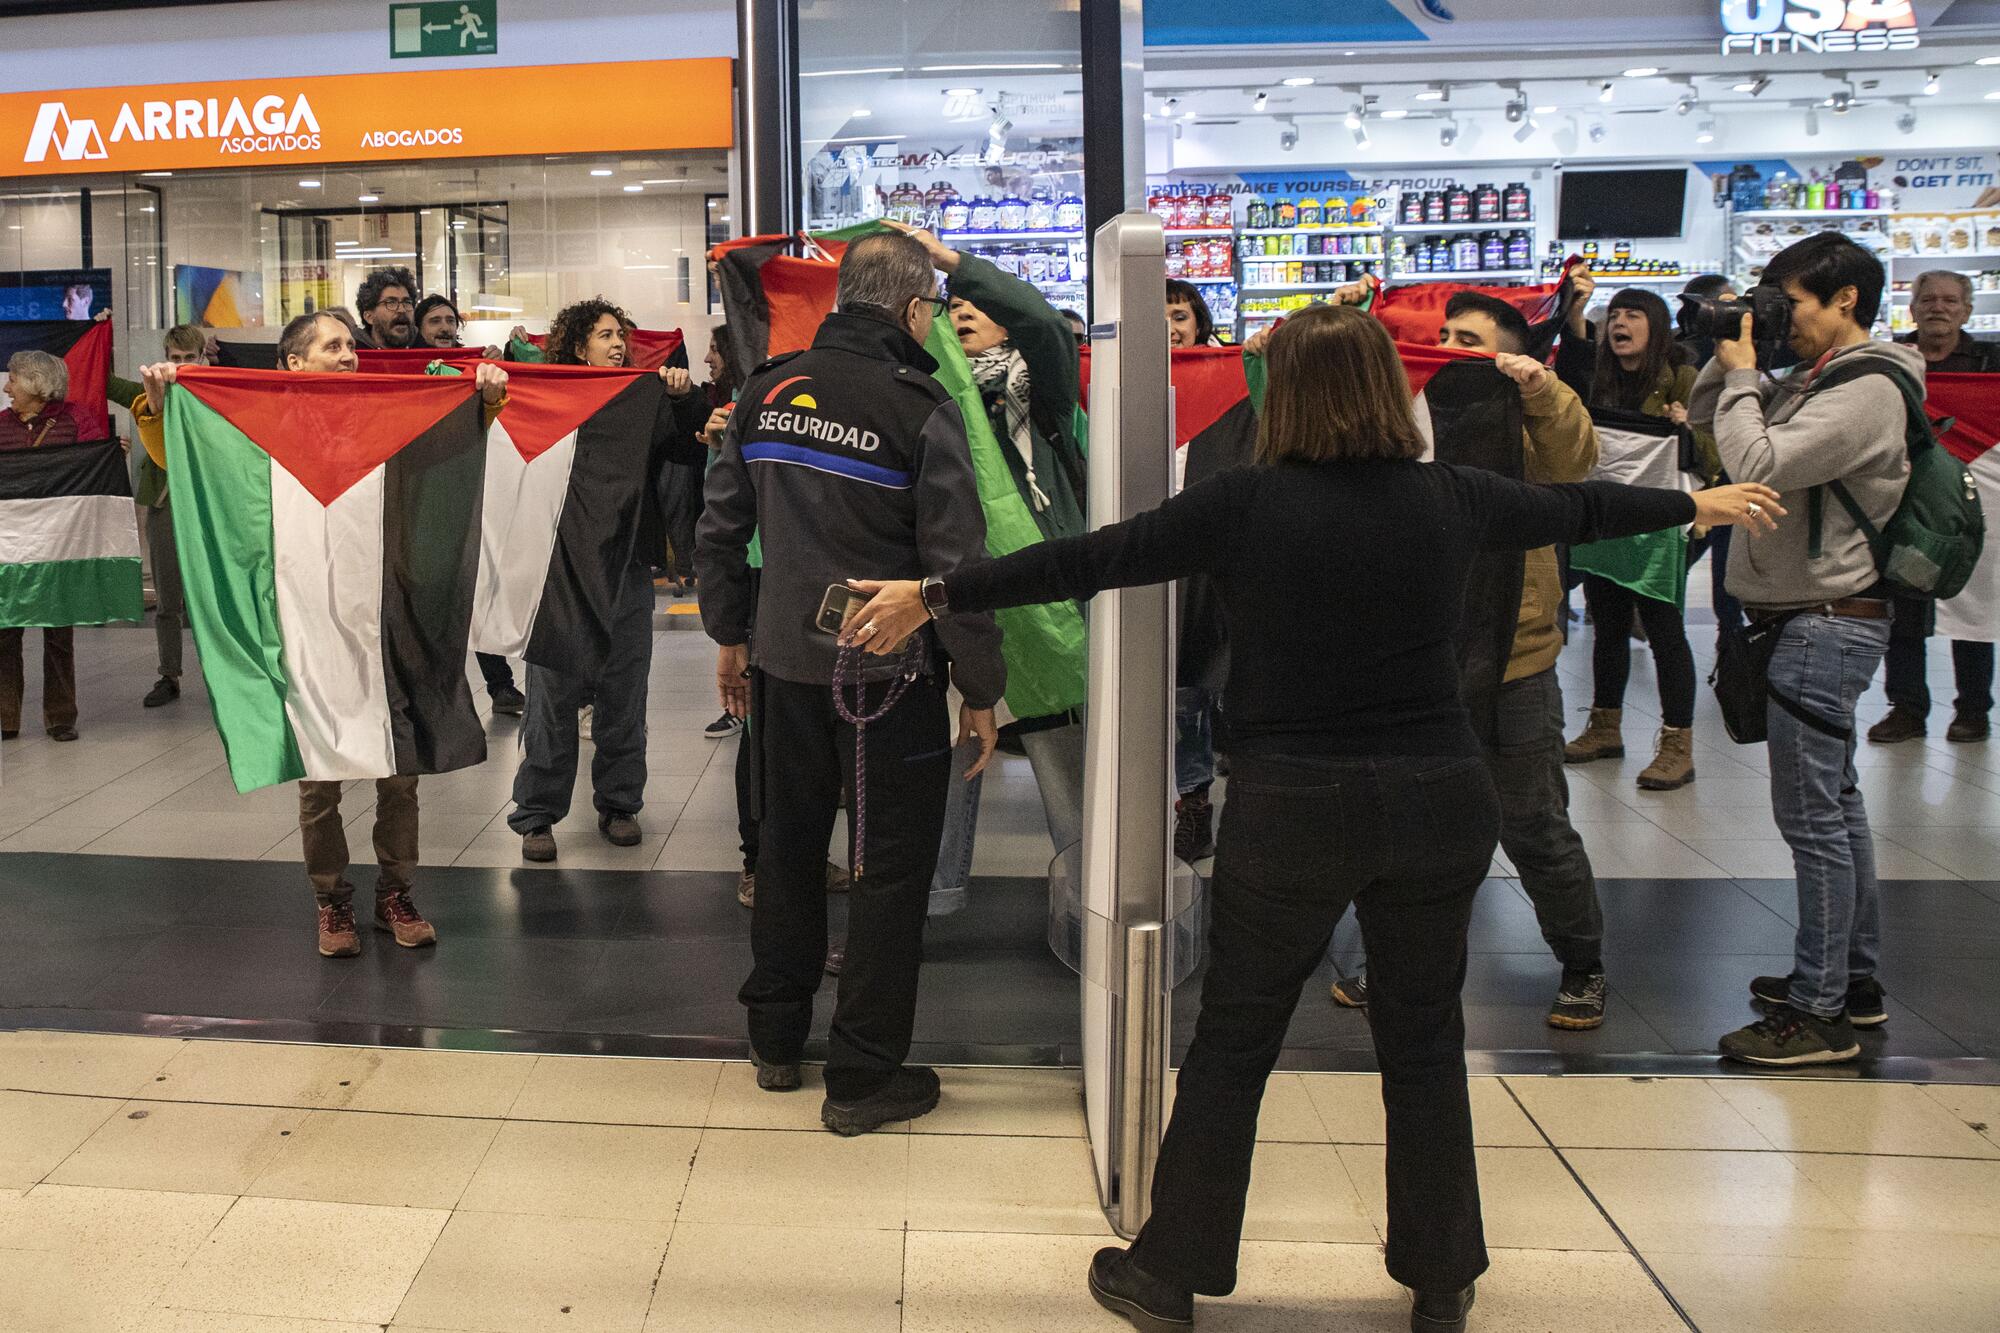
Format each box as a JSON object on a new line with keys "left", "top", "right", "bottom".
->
{"left": 968, "top": 343, "right": 1052, "bottom": 512}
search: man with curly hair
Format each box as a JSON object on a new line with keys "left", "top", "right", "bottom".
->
{"left": 509, "top": 297, "right": 708, "bottom": 862}
{"left": 354, "top": 267, "right": 419, "bottom": 349}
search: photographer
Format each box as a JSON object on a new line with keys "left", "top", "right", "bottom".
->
{"left": 1689, "top": 232, "right": 1917, "bottom": 1067}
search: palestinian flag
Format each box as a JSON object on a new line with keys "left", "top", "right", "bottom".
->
{"left": 1929, "top": 372, "right": 2000, "bottom": 643}
{"left": 1, "top": 319, "right": 112, "bottom": 443}
{"left": 162, "top": 366, "right": 489, "bottom": 793}
{"left": 711, "top": 224, "right": 1087, "bottom": 720}
{"left": 213, "top": 340, "right": 279, "bottom": 370}
{"left": 470, "top": 363, "right": 667, "bottom": 679}
{"left": 505, "top": 328, "right": 687, "bottom": 371}
{"left": 1567, "top": 406, "right": 1698, "bottom": 609}
{"left": 358, "top": 347, "right": 486, "bottom": 374}
{"left": 0, "top": 439, "right": 143, "bottom": 630}
{"left": 1367, "top": 264, "right": 1584, "bottom": 357}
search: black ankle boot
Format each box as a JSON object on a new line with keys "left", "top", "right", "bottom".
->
{"left": 1411, "top": 1282, "right": 1476, "bottom": 1332}
{"left": 1088, "top": 1247, "right": 1193, "bottom": 1331}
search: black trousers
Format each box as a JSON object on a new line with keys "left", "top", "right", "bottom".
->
{"left": 475, "top": 652, "right": 516, "bottom": 693}
{"left": 1131, "top": 753, "right": 1498, "bottom": 1297}
{"left": 1581, "top": 574, "right": 1696, "bottom": 728}
{"left": 1883, "top": 594, "right": 1936, "bottom": 712}
{"left": 740, "top": 670, "right": 951, "bottom": 1101}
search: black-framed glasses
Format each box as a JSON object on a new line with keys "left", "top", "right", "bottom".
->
{"left": 911, "top": 295, "right": 949, "bottom": 317}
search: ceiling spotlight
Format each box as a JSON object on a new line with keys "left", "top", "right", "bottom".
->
{"left": 1588, "top": 121, "right": 1607, "bottom": 143}
{"left": 1978, "top": 55, "right": 2000, "bottom": 67}
{"left": 357, "top": 193, "right": 380, "bottom": 203}
{"left": 1694, "top": 118, "right": 1717, "bottom": 144}
{"left": 1513, "top": 116, "right": 1539, "bottom": 144}
{"left": 1504, "top": 89, "right": 1528, "bottom": 124}
{"left": 1827, "top": 85, "right": 1854, "bottom": 114}
{"left": 1923, "top": 71, "right": 1941, "bottom": 95}
{"left": 1416, "top": 84, "right": 1447, "bottom": 102}
{"left": 622, "top": 184, "right": 644, "bottom": 193}
{"left": 1804, "top": 104, "right": 1821, "bottom": 136}
{"left": 851, "top": 108, "right": 872, "bottom": 118}
{"left": 1252, "top": 90, "right": 1268, "bottom": 111}
{"left": 1278, "top": 117, "right": 1300, "bottom": 152}
{"left": 942, "top": 86, "right": 979, "bottom": 97}
{"left": 1733, "top": 75, "right": 1771, "bottom": 96}
{"left": 1622, "top": 66, "right": 1661, "bottom": 78}
{"left": 1598, "top": 81, "right": 1615, "bottom": 103}
{"left": 1673, "top": 86, "right": 1698, "bottom": 116}
{"left": 1897, "top": 108, "right": 1918, "bottom": 135}
{"left": 1345, "top": 101, "right": 1364, "bottom": 130}
{"left": 1380, "top": 108, "right": 1408, "bottom": 119}
{"left": 589, "top": 168, "right": 614, "bottom": 176}
{"left": 1353, "top": 122, "right": 1371, "bottom": 149}
{"left": 1439, "top": 118, "right": 1459, "bottom": 147}
{"left": 298, "top": 179, "right": 321, "bottom": 188}
{"left": 1281, "top": 76, "right": 1315, "bottom": 87}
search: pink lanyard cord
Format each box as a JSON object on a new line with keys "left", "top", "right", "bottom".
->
{"left": 830, "top": 640, "right": 924, "bottom": 881}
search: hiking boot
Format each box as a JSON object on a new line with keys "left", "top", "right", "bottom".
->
{"left": 317, "top": 902, "right": 360, "bottom": 958}
{"left": 1868, "top": 705, "right": 1926, "bottom": 744}
{"left": 822, "top": 1065, "right": 941, "bottom": 1136}
{"left": 489, "top": 683, "right": 525, "bottom": 717}
{"left": 1410, "top": 1283, "right": 1477, "bottom": 1333}
{"left": 1947, "top": 711, "right": 1990, "bottom": 744}
{"left": 1636, "top": 726, "right": 1696, "bottom": 791}
{"left": 1750, "top": 974, "right": 1888, "bottom": 1028}
{"left": 826, "top": 860, "right": 850, "bottom": 893}
{"left": 736, "top": 871, "right": 755, "bottom": 909}
{"left": 750, "top": 1048, "right": 801, "bottom": 1092}
{"left": 599, "top": 813, "right": 642, "bottom": 847}
{"left": 1719, "top": 1004, "right": 1859, "bottom": 1066}
{"left": 1087, "top": 1246, "right": 1194, "bottom": 1332}
{"left": 1548, "top": 969, "right": 1608, "bottom": 1030}
{"left": 521, "top": 828, "right": 557, "bottom": 863}
{"left": 1564, "top": 707, "right": 1624, "bottom": 763}
{"left": 704, "top": 711, "right": 743, "bottom": 739}
{"left": 1174, "top": 790, "right": 1215, "bottom": 863}
{"left": 1330, "top": 972, "right": 1370, "bottom": 1008}
{"left": 142, "top": 677, "right": 180, "bottom": 708}
{"left": 374, "top": 891, "right": 437, "bottom": 949}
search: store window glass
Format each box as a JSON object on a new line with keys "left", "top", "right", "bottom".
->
{"left": 0, "top": 149, "right": 729, "bottom": 378}
{"left": 796, "top": 0, "right": 1086, "bottom": 312}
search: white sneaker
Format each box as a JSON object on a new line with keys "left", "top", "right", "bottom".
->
{"left": 579, "top": 704, "right": 594, "bottom": 740}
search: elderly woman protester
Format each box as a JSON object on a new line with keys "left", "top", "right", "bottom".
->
{"left": 1, "top": 349, "right": 94, "bottom": 741}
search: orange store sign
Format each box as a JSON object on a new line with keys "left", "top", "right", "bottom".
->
{"left": 0, "top": 58, "right": 732, "bottom": 178}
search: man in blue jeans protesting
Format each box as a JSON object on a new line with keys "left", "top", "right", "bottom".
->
{"left": 1692, "top": 233, "right": 1917, "bottom": 1066}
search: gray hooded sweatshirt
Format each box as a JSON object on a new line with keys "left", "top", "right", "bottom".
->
{"left": 1689, "top": 340, "right": 1922, "bottom": 610}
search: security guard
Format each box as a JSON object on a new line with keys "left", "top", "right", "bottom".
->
{"left": 697, "top": 231, "right": 1005, "bottom": 1136}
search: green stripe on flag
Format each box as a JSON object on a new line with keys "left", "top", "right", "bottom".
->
{"left": 1570, "top": 529, "right": 1689, "bottom": 610}
{"left": 0, "top": 557, "right": 142, "bottom": 627}
{"left": 165, "top": 387, "right": 305, "bottom": 792}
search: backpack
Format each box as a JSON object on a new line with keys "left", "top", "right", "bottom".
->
{"left": 1805, "top": 358, "right": 1984, "bottom": 601}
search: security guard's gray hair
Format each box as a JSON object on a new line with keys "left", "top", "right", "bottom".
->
{"left": 1913, "top": 270, "right": 1975, "bottom": 306}
{"left": 5, "top": 349, "right": 68, "bottom": 403}
{"left": 836, "top": 232, "right": 937, "bottom": 320}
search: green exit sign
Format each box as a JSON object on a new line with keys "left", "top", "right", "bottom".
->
{"left": 390, "top": 1, "right": 498, "bottom": 58}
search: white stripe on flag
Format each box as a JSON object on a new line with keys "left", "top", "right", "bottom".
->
{"left": 0, "top": 494, "right": 142, "bottom": 564}
{"left": 471, "top": 420, "right": 577, "bottom": 658}
{"left": 271, "top": 456, "right": 397, "bottom": 779}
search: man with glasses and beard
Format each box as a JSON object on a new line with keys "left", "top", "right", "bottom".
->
{"left": 355, "top": 267, "right": 419, "bottom": 350}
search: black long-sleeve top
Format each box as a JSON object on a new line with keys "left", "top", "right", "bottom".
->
{"left": 944, "top": 460, "right": 1697, "bottom": 759}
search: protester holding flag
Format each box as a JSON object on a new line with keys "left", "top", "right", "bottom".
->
{"left": 143, "top": 311, "right": 508, "bottom": 958}
{"left": 354, "top": 268, "right": 419, "bottom": 350}
{"left": 1555, "top": 288, "right": 1718, "bottom": 791}
{"left": 842, "top": 302, "right": 1782, "bottom": 1330}
{"left": 509, "top": 298, "right": 708, "bottom": 863}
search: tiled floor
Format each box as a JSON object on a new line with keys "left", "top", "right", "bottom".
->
{"left": 1, "top": 1030, "right": 1996, "bottom": 1332}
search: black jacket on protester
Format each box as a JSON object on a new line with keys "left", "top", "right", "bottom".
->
{"left": 696, "top": 311, "right": 1006, "bottom": 708}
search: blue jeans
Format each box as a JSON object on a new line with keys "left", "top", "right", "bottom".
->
{"left": 1765, "top": 613, "right": 1890, "bottom": 1018}
{"left": 1176, "top": 686, "right": 1217, "bottom": 797}
{"left": 507, "top": 565, "right": 655, "bottom": 832}
{"left": 928, "top": 719, "right": 1087, "bottom": 915}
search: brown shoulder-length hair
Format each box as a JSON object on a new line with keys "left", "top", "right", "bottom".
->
{"left": 1257, "top": 303, "right": 1424, "bottom": 465}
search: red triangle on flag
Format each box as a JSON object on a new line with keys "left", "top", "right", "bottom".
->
{"left": 492, "top": 363, "right": 654, "bottom": 463}
{"left": 174, "top": 365, "right": 477, "bottom": 506}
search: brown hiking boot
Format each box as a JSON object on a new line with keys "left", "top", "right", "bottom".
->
{"left": 1564, "top": 708, "right": 1624, "bottom": 764}
{"left": 374, "top": 891, "right": 437, "bottom": 949}
{"left": 1637, "top": 726, "right": 1696, "bottom": 791}
{"left": 522, "top": 828, "right": 557, "bottom": 863}
{"left": 736, "top": 871, "right": 755, "bottom": 909}
{"left": 317, "top": 902, "right": 360, "bottom": 958}
{"left": 1867, "top": 706, "right": 1926, "bottom": 745}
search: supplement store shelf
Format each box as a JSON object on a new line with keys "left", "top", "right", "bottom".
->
{"left": 940, "top": 230, "right": 1085, "bottom": 243}
{"left": 1889, "top": 250, "right": 2000, "bottom": 264}
{"left": 1183, "top": 275, "right": 1237, "bottom": 284}
{"left": 1392, "top": 269, "right": 1539, "bottom": 283}
{"left": 1240, "top": 225, "right": 1386, "bottom": 236}
{"left": 1392, "top": 220, "right": 1533, "bottom": 233}
{"left": 1242, "top": 281, "right": 1368, "bottom": 293}
{"left": 1164, "top": 228, "right": 1235, "bottom": 238}
{"left": 1733, "top": 208, "right": 1891, "bottom": 220}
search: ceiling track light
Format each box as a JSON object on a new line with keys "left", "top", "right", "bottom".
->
{"left": 1896, "top": 106, "right": 1918, "bottom": 135}
{"left": 1923, "top": 71, "right": 1940, "bottom": 96}
{"left": 1503, "top": 87, "right": 1527, "bottom": 124}
{"left": 1598, "top": 81, "right": 1615, "bottom": 103}
{"left": 1416, "top": 83, "right": 1447, "bottom": 103}
{"left": 1252, "top": 90, "right": 1268, "bottom": 111}
{"left": 1734, "top": 74, "right": 1771, "bottom": 96}
{"left": 1804, "top": 104, "right": 1821, "bottom": 136}
{"left": 1439, "top": 117, "right": 1459, "bottom": 147}
{"left": 1694, "top": 117, "right": 1717, "bottom": 144}
{"left": 1513, "top": 116, "right": 1539, "bottom": 144}
{"left": 1353, "top": 122, "right": 1371, "bottom": 149}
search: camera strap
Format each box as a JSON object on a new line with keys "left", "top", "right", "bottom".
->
{"left": 830, "top": 639, "right": 924, "bottom": 881}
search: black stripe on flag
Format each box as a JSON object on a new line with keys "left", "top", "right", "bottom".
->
{"left": 1425, "top": 359, "right": 1526, "bottom": 746}
{"left": 524, "top": 374, "right": 667, "bottom": 679}
{"left": 716, "top": 240, "right": 790, "bottom": 372}
{"left": 380, "top": 394, "right": 489, "bottom": 778}
{"left": 0, "top": 437, "right": 134, "bottom": 502}
{"left": 0, "top": 320, "right": 91, "bottom": 364}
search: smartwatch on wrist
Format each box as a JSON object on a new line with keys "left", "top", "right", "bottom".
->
{"left": 920, "top": 576, "right": 949, "bottom": 619}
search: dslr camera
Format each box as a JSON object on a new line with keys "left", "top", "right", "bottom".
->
{"left": 1678, "top": 286, "right": 1791, "bottom": 350}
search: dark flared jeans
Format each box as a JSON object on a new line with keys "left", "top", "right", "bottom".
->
{"left": 1130, "top": 752, "right": 1498, "bottom": 1297}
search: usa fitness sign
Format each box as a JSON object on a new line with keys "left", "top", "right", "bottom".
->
{"left": 1720, "top": 0, "right": 1920, "bottom": 56}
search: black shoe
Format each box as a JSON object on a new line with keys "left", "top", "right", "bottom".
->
{"left": 1719, "top": 1004, "right": 1860, "bottom": 1066}
{"left": 489, "top": 683, "right": 525, "bottom": 717}
{"left": 704, "top": 711, "right": 743, "bottom": 739}
{"left": 1330, "top": 972, "right": 1370, "bottom": 1008}
{"left": 521, "top": 828, "right": 557, "bottom": 863}
{"left": 822, "top": 1065, "right": 941, "bottom": 1136}
{"left": 142, "top": 677, "right": 180, "bottom": 708}
{"left": 1867, "top": 706, "right": 1926, "bottom": 744}
{"left": 1947, "top": 711, "right": 1989, "bottom": 744}
{"left": 0, "top": 729, "right": 16, "bottom": 741}
{"left": 1174, "top": 791, "right": 1215, "bottom": 863}
{"left": 1548, "top": 968, "right": 1608, "bottom": 1030}
{"left": 1410, "top": 1283, "right": 1476, "bottom": 1332}
{"left": 48, "top": 725, "right": 77, "bottom": 742}
{"left": 1087, "top": 1247, "right": 1193, "bottom": 1332}
{"left": 599, "top": 813, "right": 642, "bottom": 847}
{"left": 1750, "top": 974, "right": 1887, "bottom": 1028}
{"left": 749, "top": 1048, "right": 801, "bottom": 1092}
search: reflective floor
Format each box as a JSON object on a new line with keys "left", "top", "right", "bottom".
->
{"left": 2, "top": 1031, "right": 1997, "bottom": 1332}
